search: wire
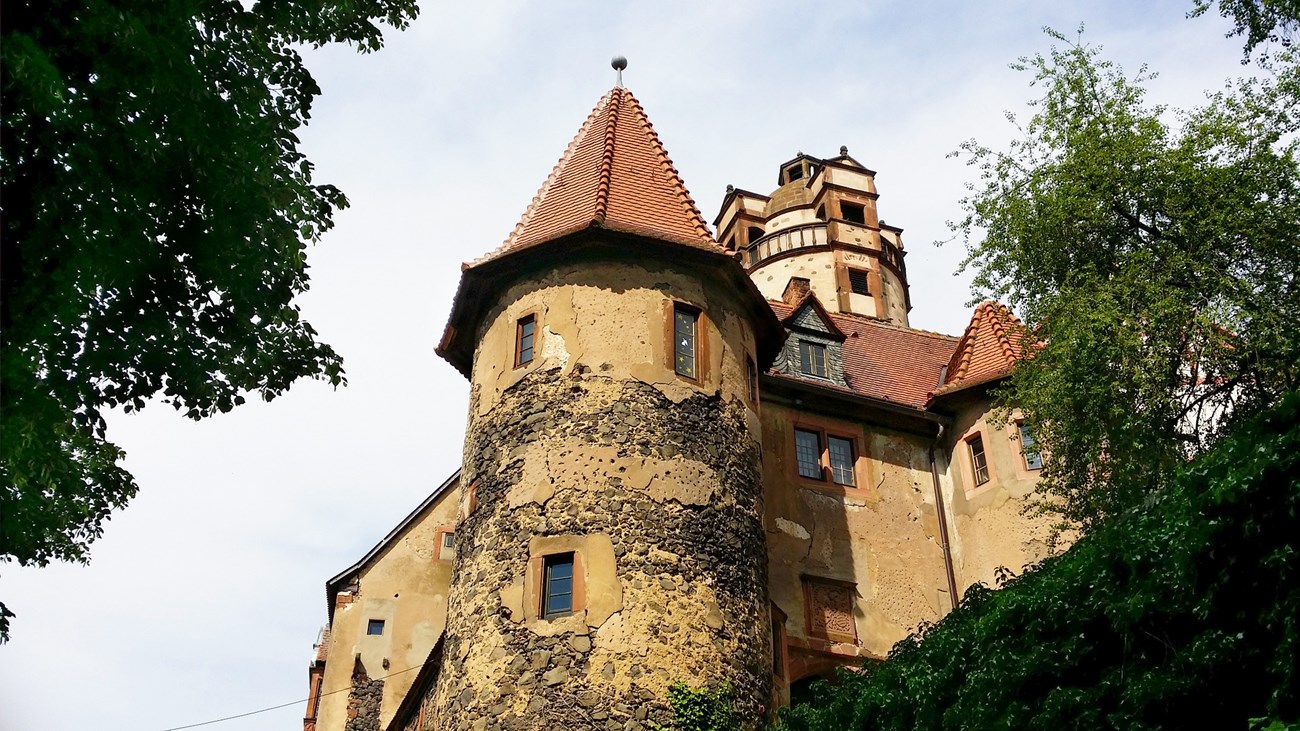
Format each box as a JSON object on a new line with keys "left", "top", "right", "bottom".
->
{"left": 159, "top": 660, "right": 429, "bottom": 731}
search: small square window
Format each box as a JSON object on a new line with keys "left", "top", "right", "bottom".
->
{"left": 841, "top": 202, "right": 866, "bottom": 225}
{"left": 516, "top": 314, "right": 536, "bottom": 367}
{"left": 794, "top": 429, "right": 823, "bottom": 480}
{"left": 366, "top": 619, "right": 385, "bottom": 636}
{"left": 798, "top": 341, "right": 828, "bottom": 378}
{"left": 827, "top": 436, "right": 856, "bottom": 486}
{"left": 1020, "top": 425, "right": 1043, "bottom": 470}
{"left": 542, "top": 553, "right": 575, "bottom": 619}
{"left": 969, "top": 435, "right": 990, "bottom": 486}
{"left": 848, "top": 269, "right": 870, "bottom": 296}
{"left": 442, "top": 532, "right": 455, "bottom": 549}
{"left": 673, "top": 306, "right": 698, "bottom": 379}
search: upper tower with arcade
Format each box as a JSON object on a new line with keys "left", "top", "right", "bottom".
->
{"left": 714, "top": 148, "right": 912, "bottom": 326}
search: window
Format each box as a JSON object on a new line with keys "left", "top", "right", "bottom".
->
{"left": 747, "top": 226, "right": 764, "bottom": 246}
{"left": 848, "top": 269, "right": 870, "bottom": 296}
{"left": 798, "top": 341, "right": 828, "bottom": 378}
{"left": 541, "top": 553, "right": 575, "bottom": 619}
{"left": 969, "top": 435, "right": 990, "bottom": 486}
{"left": 827, "top": 436, "right": 855, "bottom": 486}
{"left": 786, "top": 164, "right": 804, "bottom": 183}
{"left": 841, "top": 202, "right": 866, "bottom": 225}
{"left": 795, "top": 427, "right": 860, "bottom": 486}
{"left": 366, "top": 619, "right": 385, "bottom": 636}
{"left": 515, "top": 314, "right": 536, "bottom": 367}
{"left": 795, "top": 429, "right": 823, "bottom": 480}
{"left": 673, "top": 306, "right": 698, "bottom": 379}
{"left": 435, "top": 527, "right": 456, "bottom": 560}
{"left": 1019, "top": 424, "right": 1043, "bottom": 470}
{"left": 771, "top": 606, "right": 787, "bottom": 679}
{"left": 746, "top": 356, "right": 759, "bottom": 404}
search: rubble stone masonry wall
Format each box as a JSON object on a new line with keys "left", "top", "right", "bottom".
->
{"left": 426, "top": 258, "right": 772, "bottom": 730}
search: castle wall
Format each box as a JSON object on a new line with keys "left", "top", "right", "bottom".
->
{"left": 942, "top": 395, "right": 1056, "bottom": 594}
{"left": 316, "top": 486, "right": 460, "bottom": 731}
{"left": 427, "top": 256, "right": 772, "bottom": 729}
{"left": 759, "top": 402, "right": 950, "bottom": 689}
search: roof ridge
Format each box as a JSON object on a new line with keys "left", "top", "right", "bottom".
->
{"left": 621, "top": 89, "right": 714, "bottom": 242}
{"left": 592, "top": 88, "right": 621, "bottom": 226}
{"left": 497, "top": 90, "right": 615, "bottom": 255}
{"left": 769, "top": 299, "right": 960, "bottom": 341}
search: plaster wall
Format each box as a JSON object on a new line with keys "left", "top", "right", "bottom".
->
{"left": 750, "top": 251, "right": 839, "bottom": 312}
{"left": 943, "top": 395, "right": 1056, "bottom": 595}
{"left": 316, "top": 486, "right": 460, "bottom": 731}
{"left": 759, "top": 402, "right": 949, "bottom": 681}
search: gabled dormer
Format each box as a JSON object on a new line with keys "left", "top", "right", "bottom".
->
{"left": 775, "top": 282, "right": 849, "bottom": 388}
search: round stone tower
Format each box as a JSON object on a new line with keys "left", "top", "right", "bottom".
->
{"left": 432, "top": 85, "right": 785, "bottom": 729}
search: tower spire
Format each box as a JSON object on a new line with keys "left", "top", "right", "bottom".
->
{"left": 611, "top": 55, "right": 627, "bottom": 88}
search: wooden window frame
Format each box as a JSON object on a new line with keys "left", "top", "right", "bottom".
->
{"left": 790, "top": 418, "right": 867, "bottom": 493}
{"left": 665, "top": 301, "right": 709, "bottom": 384}
{"left": 794, "top": 428, "right": 824, "bottom": 481}
{"left": 366, "top": 619, "right": 385, "bottom": 636}
{"left": 797, "top": 340, "right": 829, "bottom": 378}
{"left": 541, "top": 553, "right": 576, "bottom": 619}
{"left": 967, "top": 433, "right": 990, "bottom": 487}
{"left": 826, "top": 435, "right": 856, "bottom": 487}
{"left": 514, "top": 312, "right": 537, "bottom": 368}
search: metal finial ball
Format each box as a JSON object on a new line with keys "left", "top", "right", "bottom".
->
{"left": 611, "top": 56, "right": 628, "bottom": 71}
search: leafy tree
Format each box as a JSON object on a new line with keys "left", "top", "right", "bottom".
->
{"left": 1192, "top": 0, "right": 1300, "bottom": 58}
{"left": 0, "top": 0, "right": 418, "bottom": 637}
{"left": 949, "top": 31, "right": 1300, "bottom": 531}
{"left": 778, "top": 392, "right": 1300, "bottom": 730}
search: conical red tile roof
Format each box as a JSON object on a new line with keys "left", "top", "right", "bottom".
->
{"left": 470, "top": 86, "right": 721, "bottom": 267}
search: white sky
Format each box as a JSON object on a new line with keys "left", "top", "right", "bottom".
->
{"left": 0, "top": 2, "right": 1253, "bottom": 729}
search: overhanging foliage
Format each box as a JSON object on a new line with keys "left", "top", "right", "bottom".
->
{"left": 778, "top": 393, "right": 1300, "bottom": 730}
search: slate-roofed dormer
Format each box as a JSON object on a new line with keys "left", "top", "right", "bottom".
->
{"left": 775, "top": 288, "right": 850, "bottom": 388}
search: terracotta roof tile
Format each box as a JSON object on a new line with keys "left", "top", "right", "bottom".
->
{"left": 471, "top": 87, "right": 722, "bottom": 267}
{"left": 933, "top": 301, "right": 1033, "bottom": 397}
{"left": 768, "top": 301, "right": 959, "bottom": 409}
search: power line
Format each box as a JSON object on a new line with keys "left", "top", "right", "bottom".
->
{"left": 160, "top": 660, "right": 428, "bottom": 731}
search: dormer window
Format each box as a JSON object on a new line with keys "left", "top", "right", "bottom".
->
{"left": 798, "top": 341, "right": 828, "bottom": 378}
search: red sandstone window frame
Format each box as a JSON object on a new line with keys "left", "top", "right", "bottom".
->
{"left": 847, "top": 268, "right": 871, "bottom": 296}
{"left": 527, "top": 550, "right": 587, "bottom": 621}
{"left": 433, "top": 526, "right": 456, "bottom": 561}
{"left": 790, "top": 419, "right": 866, "bottom": 492}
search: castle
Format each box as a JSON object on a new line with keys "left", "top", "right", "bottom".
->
{"left": 301, "top": 80, "right": 1051, "bottom": 731}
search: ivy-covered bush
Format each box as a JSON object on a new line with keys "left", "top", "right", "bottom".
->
{"left": 653, "top": 681, "right": 742, "bottom": 731}
{"left": 779, "top": 394, "right": 1300, "bottom": 730}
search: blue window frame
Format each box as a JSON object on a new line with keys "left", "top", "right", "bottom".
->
{"left": 795, "top": 428, "right": 823, "bottom": 480}
{"left": 542, "top": 553, "right": 575, "bottom": 619}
